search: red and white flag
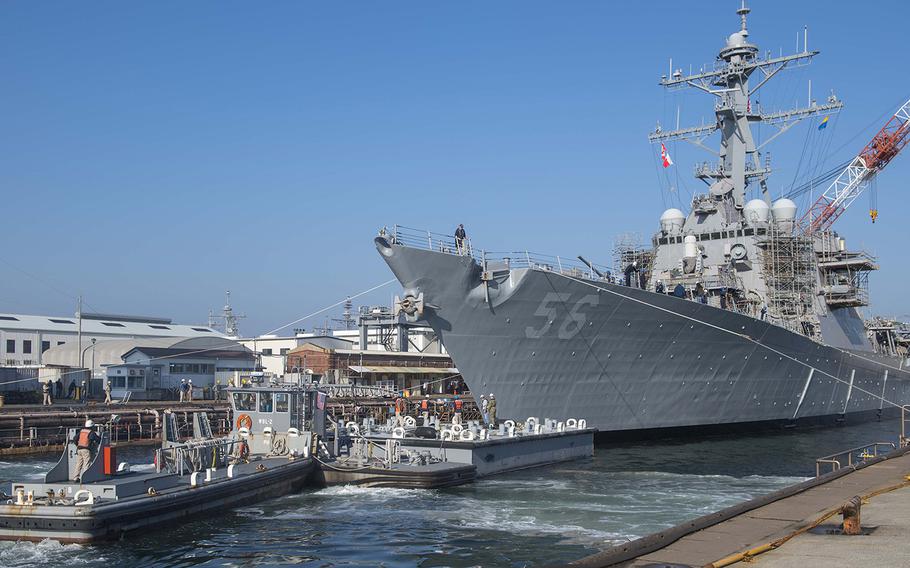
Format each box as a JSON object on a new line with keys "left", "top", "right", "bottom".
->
{"left": 660, "top": 143, "right": 673, "bottom": 168}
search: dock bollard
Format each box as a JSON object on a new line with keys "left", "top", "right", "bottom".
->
{"left": 842, "top": 495, "right": 862, "bottom": 535}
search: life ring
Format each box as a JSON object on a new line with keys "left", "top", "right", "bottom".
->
{"left": 347, "top": 422, "right": 360, "bottom": 435}
{"left": 236, "top": 414, "right": 253, "bottom": 430}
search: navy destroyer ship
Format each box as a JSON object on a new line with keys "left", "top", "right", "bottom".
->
{"left": 374, "top": 4, "right": 910, "bottom": 436}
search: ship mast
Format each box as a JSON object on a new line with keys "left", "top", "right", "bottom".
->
{"left": 648, "top": 1, "right": 843, "bottom": 211}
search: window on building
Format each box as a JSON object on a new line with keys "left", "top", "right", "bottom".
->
{"left": 49, "top": 319, "right": 74, "bottom": 324}
{"left": 262, "top": 348, "right": 273, "bottom": 356}
{"left": 275, "top": 393, "right": 289, "bottom": 413}
{"left": 5, "top": 340, "right": 14, "bottom": 353}
{"left": 280, "top": 348, "right": 289, "bottom": 355}
{"left": 41, "top": 341, "right": 50, "bottom": 353}
{"left": 22, "top": 340, "right": 32, "bottom": 354}
{"left": 101, "top": 322, "right": 125, "bottom": 327}
{"left": 127, "top": 376, "right": 145, "bottom": 389}
{"left": 233, "top": 392, "right": 257, "bottom": 411}
{"left": 111, "top": 376, "right": 126, "bottom": 389}
{"left": 259, "top": 392, "right": 273, "bottom": 413}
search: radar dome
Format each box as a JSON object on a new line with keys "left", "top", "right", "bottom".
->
{"left": 771, "top": 198, "right": 797, "bottom": 222}
{"left": 743, "top": 199, "right": 770, "bottom": 227}
{"left": 659, "top": 208, "right": 685, "bottom": 235}
{"left": 771, "top": 198, "right": 798, "bottom": 232}
{"left": 727, "top": 31, "right": 747, "bottom": 48}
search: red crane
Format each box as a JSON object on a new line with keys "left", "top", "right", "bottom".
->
{"left": 801, "top": 97, "right": 910, "bottom": 234}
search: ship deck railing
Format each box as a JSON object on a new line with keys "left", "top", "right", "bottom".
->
{"left": 385, "top": 225, "right": 613, "bottom": 282}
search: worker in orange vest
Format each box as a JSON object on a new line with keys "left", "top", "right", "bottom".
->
{"left": 452, "top": 395, "right": 463, "bottom": 425}
{"left": 420, "top": 395, "right": 431, "bottom": 424}
{"left": 394, "top": 396, "right": 407, "bottom": 428}
{"left": 71, "top": 419, "right": 100, "bottom": 482}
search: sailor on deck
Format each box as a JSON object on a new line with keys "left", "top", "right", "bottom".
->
{"left": 42, "top": 381, "right": 52, "bottom": 406}
{"left": 454, "top": 224, "right": 467, "bottom": 255}
{"left": 72, "top": 420, "right": 100, "bottom": 482}
{"left": 488, "top": 393, "right": 497, "bottom": 428}
{"left": 480, "top": 394, "right": 489, "bottom": 425}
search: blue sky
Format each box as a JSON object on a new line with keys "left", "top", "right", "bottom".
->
{"left": 2, "top": 1, "right": 909, "bottom": 334}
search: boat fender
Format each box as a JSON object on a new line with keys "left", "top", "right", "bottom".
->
{"left": 263, "top": 427, "right": 273, "bottom": 437}
{"left": 526, "top": 417, "right": 538, "bottom": 428}
{"left": 147, "top": 487, "right": 157, "bottom": 496}
{"left": 503, "top": 420, "right": 515, "bottom": 430}
{"left": 190, "top": 472, "right": 201, "bottom": 487}
{"left": 287, "top": 428, "right": 300, "bottom": 437}
{"left": 451, "top": 423, "right": 464, "bottom": 434}
{"left": 479, "top": 428, "right": 487, "bottom": 440}
{"left": 227, "top": 464, "right": 236, "bottom": 478}
{"left": 392, "top": 427, "right": 406, "bottom": 439}
{"left": 404, "top": 416, "right": 417, "bottom": 428}
{"left": 460, "top": 430, "right": 476, "bottom": 441}
{"left": 557, "top": 421, "right": 565, "bottom": 432}
{"left": 578, "top": 419, "right": 587, "bottom": 429}
{"left": 205, "top": 468, "right": 213, "bottom": 482}
{"left": 238, "top": 427, "right": 250, "bottom": 438}
{"left": 73, "top": 489, "right": 94, "bottom": 506}
{"left": 236, "top": 414, "right": 253, "bottom": 430}
{"left": 508, "top": 426, "right": 516, "bottom": 438}
{"left": 534, "top": 424, "right": 542, "bottom": 435}
{"left": 566, "top": 418, "right": 577, "bottom": 429}
{"left": 117, "top": 462, "right": 130, "bottom": 473}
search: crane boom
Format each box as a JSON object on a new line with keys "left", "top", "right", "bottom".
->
{"left": 801, "top": 97, "right": 910, "bottom": 234}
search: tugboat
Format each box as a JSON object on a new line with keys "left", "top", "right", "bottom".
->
{"left": 0, "top": 384, "right": 325, "bottom": 543}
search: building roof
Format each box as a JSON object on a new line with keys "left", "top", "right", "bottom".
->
{"left": 42, "top": 336, "right": 250, "bottom": 369}
{"left": 0, "top": 312, "right": 221, "bottom": 337}
{"left": 123, "top": 346, "right": 255, "bottom": 361}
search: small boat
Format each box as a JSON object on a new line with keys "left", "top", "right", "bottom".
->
{"left": 0, "top": 384, "right": 326, "bottom": 543}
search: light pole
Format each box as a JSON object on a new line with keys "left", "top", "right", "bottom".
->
{"left": 80, "top": 338, "right": 96, "bottom": 396}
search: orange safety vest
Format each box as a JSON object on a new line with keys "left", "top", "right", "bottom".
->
{"left": 454, "top": 399, "right": 463, "bottom": 411}
{"left": 420, "top": 400, "right": 429, "bottom": 410}
{"left": 395, "top": 398, "right": 405, "bottom": 412}
{"left": 77, "top": 429, "right": 92, "bottom": 449}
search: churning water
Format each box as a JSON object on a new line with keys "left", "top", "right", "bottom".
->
{"left": 0, "top": 418, "right": 901, "bottom": 567}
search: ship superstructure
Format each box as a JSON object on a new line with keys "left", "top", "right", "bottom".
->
{"left": 374, "top": 4, "right": 910, "bottom": 435}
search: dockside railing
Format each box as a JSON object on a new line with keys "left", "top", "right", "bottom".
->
{"left": 815, "top": 441, "right": 896, "bottom": 477}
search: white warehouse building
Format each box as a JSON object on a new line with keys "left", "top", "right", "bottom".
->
{"left": 0, "top": 312, "right": 223, "bottom": 368}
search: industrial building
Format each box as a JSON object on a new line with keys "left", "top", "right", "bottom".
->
{"left": 41, "top": 336, "right": 255, "bottom": 400}
{"left": 0, "top": 311, "right": 222, "bottom": 367}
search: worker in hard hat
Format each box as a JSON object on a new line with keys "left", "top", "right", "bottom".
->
{"left": 420, "top": 395, "right": 431, "bottom": 424}
{"left": 488, "top": 393, "right": 497, "bottom": 428}
{"left": 187, "top": 379, "right": 194, "bottom": 402}
{"left": 42, "top": 381, "right": 52, "bottom": 406}
{"left": 179, "top": 378, "right": 188, "bottom": 402}
{"left": 71, "top": 419, "right": 100, "bottom": 482}
{"left": 452, "top": 395, "right": 463, "bottom": 425}
{"left": 479, "top": 394, "right": 489, "bottom": 425}
{"left": 394, "top": 396, "right": 407, "bottom": 428}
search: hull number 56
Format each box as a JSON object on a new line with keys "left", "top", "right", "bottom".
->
{"left": 525, "top": 293, "right": 599, "bottom": 339}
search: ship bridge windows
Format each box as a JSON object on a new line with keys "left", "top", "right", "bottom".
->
{"left": 275, "top": 392, "right": 289, "bottom": 413}
{"left": 259, "top": 392, "right": 273, "bottom": 413}
{"left": 233, "top": 392, "right": 256, "bottom": 411}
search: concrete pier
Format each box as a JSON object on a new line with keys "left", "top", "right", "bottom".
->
{"left": 569, "top": 445, "right": 910, "bottom": 568}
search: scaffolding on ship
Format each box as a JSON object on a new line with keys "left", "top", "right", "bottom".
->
{"left": 759, "top": 226, "right": 820, "bottom": 338}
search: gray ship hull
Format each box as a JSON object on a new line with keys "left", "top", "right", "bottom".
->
{"left": 376, "top": 237, "right": 910, "bottom": 434}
